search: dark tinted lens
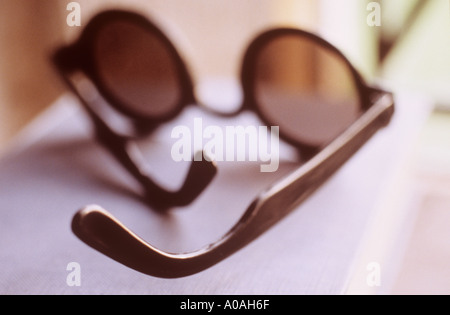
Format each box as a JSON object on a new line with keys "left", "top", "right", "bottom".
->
{"left": 253, "top": 34, "right": 361, "bottom": 147}
{"left": 94, "top": 20, "right": 181, "bottom": 118}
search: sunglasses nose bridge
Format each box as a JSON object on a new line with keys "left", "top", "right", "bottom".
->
{"left": 193, "top": 76, "right": 244, "bottom": 116}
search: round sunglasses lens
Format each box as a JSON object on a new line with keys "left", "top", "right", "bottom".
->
{"left": 253, "top": 34, "right": 362, "bottom": 148}
{"left": 94, "top": 20, "right": 181, "bottom": 118}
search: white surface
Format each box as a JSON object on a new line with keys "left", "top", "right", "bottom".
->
{"left": 0, "top": 92, "right": 429, "bottom": 294}
{"left": 345, "top": 92, "right": 432, "bottom": 294}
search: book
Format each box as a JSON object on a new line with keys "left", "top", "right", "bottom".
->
{"left": 0, "top": 91, "right": 431, "bottom": 294}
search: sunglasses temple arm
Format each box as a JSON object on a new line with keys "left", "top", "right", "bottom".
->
{"left": 57, "top": 70, "right": 217, "bottom": 208}
{"left": 93, "top": 122, "right": 217, "bottom": 207}
{"left": 72, "top": 94, "right": 394, "bottom": 278}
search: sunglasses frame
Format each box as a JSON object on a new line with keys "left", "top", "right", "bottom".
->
{"left": 54, "top": 10, "right": 195, "bottom": 125}
{"left": 52, "top": 9, "right": 395, "bottom": 278}
{"left": 54, "top": 10, "right": 375, "bottom": 154}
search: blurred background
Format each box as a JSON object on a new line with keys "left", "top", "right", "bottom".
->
{"left": 0, "top": 0, "right": 449, "bottom": 294}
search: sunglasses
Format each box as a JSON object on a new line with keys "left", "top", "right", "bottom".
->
{"left": 52, "top": 9, "right": 395, "bottom": 278}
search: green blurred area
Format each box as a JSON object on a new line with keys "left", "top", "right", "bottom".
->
{"left": 378, "top": 0, "right": 450, "bottom": 179}
{"left": 380, "top": 0, "right": 450, "bottom": 109}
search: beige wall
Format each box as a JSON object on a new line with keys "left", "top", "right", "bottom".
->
{"left": 0, "top": 1, "right": 66, "bottom": 147}
{"left": 0, "top": 0, "right": 318, "bottom": 150}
